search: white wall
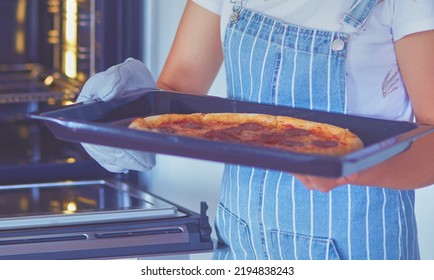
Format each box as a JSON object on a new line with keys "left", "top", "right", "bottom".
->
{"left": 415, "top": 187, "right": 434, "bottom": 259}
{"left": 142, "top": 0, "right": 434, "bottom": 260}
{"left": 142, "top": 0, "right": 225, "bottom": 239}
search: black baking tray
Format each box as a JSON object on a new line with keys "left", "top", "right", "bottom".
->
{"left": 30, "top": 89, "right": 434, "bottom": 178}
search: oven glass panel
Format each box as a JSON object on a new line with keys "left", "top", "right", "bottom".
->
{"left": 0, "top": 180, "right": 181, "bottom": 230}
{"left": 0, "top": 121, "right": 87, "bottom": 165}
{"left": 0, "top": 182, "right": 147, "bottom": 218}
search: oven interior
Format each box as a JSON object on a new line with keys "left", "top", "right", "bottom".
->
{"left": 0, "top": 0, "right": 138, "bottom": 184}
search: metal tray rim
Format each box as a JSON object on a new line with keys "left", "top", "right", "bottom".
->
{"left": 30, "top": 90, "right": 434, "bottom": 178}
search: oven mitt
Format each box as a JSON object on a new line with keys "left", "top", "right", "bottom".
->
{"left": 76, "top": 57, "right": 155, "bottom": 102}
{"left": 80, "top": 143, "right": 156, "bottom": 173}
{"left": 77, "top": 57, "right": 156, "bottom": 173}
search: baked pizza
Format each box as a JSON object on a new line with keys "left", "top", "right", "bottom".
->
{"left": 128, "top": 113, "right": 363, "bottom": 156}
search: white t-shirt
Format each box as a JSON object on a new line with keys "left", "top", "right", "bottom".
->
{"left": 192, "top": 0, "right": 434, "bottom": 121}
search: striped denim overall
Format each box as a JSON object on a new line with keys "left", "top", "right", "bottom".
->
{"left": 214, "top": 0, "right": 419, "bottom": 260}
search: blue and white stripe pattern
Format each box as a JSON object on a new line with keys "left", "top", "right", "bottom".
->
{"left": 214, "top": 3, "right": 419, "bottom": 260}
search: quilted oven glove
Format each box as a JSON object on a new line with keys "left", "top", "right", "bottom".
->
{"left": 77, "top": 58, "right": 156, "bottom": 173}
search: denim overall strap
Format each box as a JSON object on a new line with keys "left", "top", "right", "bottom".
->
{"left": 341, "top": 0, "right": 378, "bottom": 33}
{"left": 214, "top": 3, "right": 419, "bottom": 260}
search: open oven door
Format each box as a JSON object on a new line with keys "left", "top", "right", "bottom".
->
{"left": 0, "top": 0, "right": 144, "bottom": 183}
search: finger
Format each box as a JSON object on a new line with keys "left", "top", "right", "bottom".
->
{"left": 335, "top": 172, "right": 360, "bottom": 186}
{"left": 293, "top": 174, "right": 316, "bottom": 190}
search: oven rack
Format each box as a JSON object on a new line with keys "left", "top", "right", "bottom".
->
{"left": 0, "top": 63, "right": 81, "bottom": 104}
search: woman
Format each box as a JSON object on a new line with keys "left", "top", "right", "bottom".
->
{"left": 78, "top": 0, "right": 434, "bottom": 259}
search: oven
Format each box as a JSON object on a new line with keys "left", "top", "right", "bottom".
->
{"left": 0, "top": 0, "right": 214, "bottom": 259}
